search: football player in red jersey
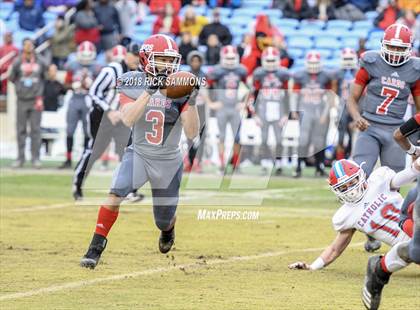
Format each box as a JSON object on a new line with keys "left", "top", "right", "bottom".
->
{"left": 79, "top": 34, "right": 200, "bottom": 269}
{"left": 347, "top": 23, "right": 420, "bottom": 253}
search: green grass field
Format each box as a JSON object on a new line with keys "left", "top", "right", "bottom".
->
{"left": 0, "top": 168, "right": 418, "bottom": 309}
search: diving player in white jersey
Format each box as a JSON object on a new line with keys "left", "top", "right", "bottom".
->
{"left": 288, "top": 158, "right": 420, "bottom": 271}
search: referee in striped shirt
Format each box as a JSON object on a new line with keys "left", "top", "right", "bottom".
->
{"left": 73, "top": 44, "right": 143, "bottom": 202}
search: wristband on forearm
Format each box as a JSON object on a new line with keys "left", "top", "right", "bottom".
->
{"left": 310, "top": 257, "right": 325, "bottom": 270}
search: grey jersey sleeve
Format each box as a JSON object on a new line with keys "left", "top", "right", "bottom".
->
{"left": 117, "top": 71, "right": 147, "bottom": 100}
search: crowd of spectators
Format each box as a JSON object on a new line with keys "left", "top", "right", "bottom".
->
{"left": 0, "top": 0, "right": 419, "bottom": 169}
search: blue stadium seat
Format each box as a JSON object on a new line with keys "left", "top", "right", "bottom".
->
{"left": 322, "top": 28, "right": 345, "bottom": 40}
{"left": 242, "top": 0, "right": 271, "bottom": 9}
{"left": 341, "top": 36, "right": 360, "bottom": 49}
{"left": 232, "top": 35, "right": 242, "bottom": 46}
{"left": 317, "top": 48, "right": 332, "bottom": 59}
{"left": 324, "top": 58, "right": 340, "bottom": 69}
{"left": 314, "top": 37, "right": 341, "bottom": 50}
{"left": 13, "top": 30, "right": 35, "bottom": 48}
{"left": 142, "top": 15, "right": 157, "bottom": 24}
{"left": 96, "top": 52, "right": 107, "bottom": 65}
{"left": 134, "top": 24, "right": 153, "bottom": 36}
{"left": 299, "top": 19, "right": 325, "bottom": 30}
{"left": 232, "top": 8, "right": 257, "bottom": 18}
{"left": 44, "top": 11, "right": 58, "bottom": 23}
{"left": 297, "top": 27, "right": 325, "bottom": 39}
{"left": 288, "top": 36, "right": 313, "bottom": 49}
{"left": 228, "top": 18, "right": 247, "bottom": 28}
{"left": 275, "top": 18, "right": 299, "bottom": 29}
{"left": 369, "top": 30, "right": 384, "bottom": 41}
{"left": 0, "top": 1, "right": 14, "bottom": 11}
{"left": 365, "top": 11, "right": 378, "bottom": 20}
{"left": 348, "top": 28, "right": 369, "bottom": 39}
{"left": 333, "top": 49, "right": 343, "bottom": 59}
{"left": 366, "top": 39, "right": 381, "bottom": 50}
{"left": 260, "top": 9, "right": 282, "bottom": 20}
{"left": 280, "top": 27, "right": 300, "bottom": 38}
{"left": 287, "top": 48, "right": 304, "bottom": 59}
{"left": 293, "top": 57, "right": 306, "bottom": 68}
{"left": 353, "top": 20, "right": 373, "bottom": 30}
{"left": 326, "top": 20, "right": 352, "bottom": 31}
{"left": 135, "top": 32, "right": 152, "bottom": 43}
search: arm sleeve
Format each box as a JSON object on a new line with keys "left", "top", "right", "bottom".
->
{"left": 354, "top": 67, "right": 370, "bottom": 87}
{"left": 400, "top": 114, "right": 420, "bottom": 137}
{"left": 89, "top": 67, "right": 115, "bottom": 112}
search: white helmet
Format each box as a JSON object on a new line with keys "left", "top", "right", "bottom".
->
{"left": 261, "top": 46, "right": 280, "bottom": 71}
{"left": 76, "top": 41, "right": 96, "bottom": 65}
{"left": 111, "top": 45, "right": 127, "bottom": 63}
{"left": 220, "top": 45, "right": 239, "bottom": 69}
{"left": 305, "top": 50, "right": 322, "bottom": 74}
{"left": 340, "top": 47, "right": 358, "bottom": 70}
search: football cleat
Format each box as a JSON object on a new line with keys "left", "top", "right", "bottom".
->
{"left": 275, "top": 167, "right": 282, "bottom": 176}
{"left": 73, "top": 186, "right": 83, "bottom": 201}
{"left": 58, "top": 160, "right": 72, "bottom": 169}
{"left": 126, "top": 191, "right": 145, "bottom": 203}
{"left": 293, "top": 168, "right": 302, "bottom": 178}
{"left": 80, "top": 233, "right": 107, "bottom": 269}
{"left": 365, "top": 236, "right": 382, "bottom": 253}
{"left": 11, "top": 160, "right": 24, "bottom": 168}
{"left": 32, "top": 160, "right": 41, "bottom": 169}
{"left": 159, "top": 227, "right": 175, "bottom": 254}
{"left": 362, "top": 255, "right": 390, "bottom": 310}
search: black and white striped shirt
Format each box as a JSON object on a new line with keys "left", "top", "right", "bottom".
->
{"left": 89, "top": 61, "right": 126, "bottom": 111}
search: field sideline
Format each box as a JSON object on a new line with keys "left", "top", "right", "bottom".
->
{"left": 0, "top": 169, "right": 418, "bottom": 309}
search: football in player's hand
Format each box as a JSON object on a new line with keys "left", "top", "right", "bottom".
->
{"left": 163, "top": 71, "right": 198, "bottom": 99}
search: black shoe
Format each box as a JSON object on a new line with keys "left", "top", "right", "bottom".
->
{"left": 59, "top": 160, "right": 72, "bottom": 169}
{"left": 365, "top": 236, "right": 382, "bottom": 253}
{"left": 315, "top": 169, "right": 326, "bottom": 177}
{"left": 73, "top": 186, "right": 83, "bottom": 201}
{"left": 159, "top": 227, "right": 175, "bottom": 254}
{"left": 293, "top": 168, "right": 302, "bottom": 178}
{"left": 362, "top": 255, "right": 390, "bottom": 310}
{"left": 275, "top": 167, "right": 282, "bottom": 176}
{"left": 80, "top": 233, "right": 107, "bottom": 269}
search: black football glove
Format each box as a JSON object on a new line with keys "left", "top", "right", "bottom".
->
{"left": 145, "top": 74, "right": 167, "bottom": 95}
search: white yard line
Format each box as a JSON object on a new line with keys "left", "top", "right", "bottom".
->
{"left": 6, "top": 203, "right": 75, "bottom": 213}
{"left": 0, "top": 242, "right": 364, "bottom": 301}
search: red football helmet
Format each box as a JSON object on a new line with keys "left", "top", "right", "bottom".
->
{"left": 76, "top": 41, "right": 96, "bottom": 65}
{"left": 305, "top": 50, "right": 322, "bottom": 74}
{"left": 111, "top": 45, "right": 127, "bottom": 63}
{"left": 139, "top": 34, "right": 181, "bottom": 76}
{"left": 381, "top": 23, "right": 413, "bottom": 66}
{"left": 329, "top": 159, "right": 367, "bottom": 204}
{"left": 340, "top": 47, "right": 358, "bottom": 70}
{"left": 220, "top": 45, "right": 239, "bottom": 69}
{"left": 261, "top": 46, "right": 280, "bottom": 71}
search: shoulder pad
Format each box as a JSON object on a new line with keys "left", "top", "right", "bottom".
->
{"left": 117, "top": 71, "right": 147, "bottom": 99}
{"left": 412, "top": 57, "right": 420, "bottom": 71}
{"left": 293, "top": 70, "right": 306, "bottom": 83}
{"left": 360, "top": 51, "right": 380, "bottom": 65}
{"left": 253, "top": 67, "right": 265, "bottom": 80}
{"left": 238, "top": 64, "right": 248, "bottom": 76}
{"left": 207, "top": 65, "right": 223, "bottom": 79}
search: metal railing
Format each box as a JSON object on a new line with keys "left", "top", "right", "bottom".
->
{"left": 0, "top": 7, "right": 76, "bottom": 81}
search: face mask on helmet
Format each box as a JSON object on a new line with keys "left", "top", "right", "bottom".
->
{"left": 77, "top": 41, "right": 96, "bottom": 65}
{"left": 380, "top": 24, "right": 413, "bottom": 66}
{"left": 340, "top": 48, "right": 357, "bottom": 69}
{"left": 305, "top": 51, "right": 321, "bottom": 74}
{"left": 329, "top": 161, "right": 367, "bottom": 204}
{"left": 262, "top": 47, "right": 280, "bottom": 71}
{"left": 220, "top": 46, "right": 239, "bottom": 69}
{"left": 139, "top": 34, "right": 182, "bottom": 76}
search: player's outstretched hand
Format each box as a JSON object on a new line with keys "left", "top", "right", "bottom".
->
{"left": 288, "top": 261, "right": 311, "bottom": 270}
{"left": 355, "top": 117, "right": 370, "bottom": 131}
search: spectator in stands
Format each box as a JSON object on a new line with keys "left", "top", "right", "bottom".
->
{"left": 237, "top": 33, "right": 252, "bottom": 59}
{"left": 8, "top": 38, "right": 48, "bottom": 169}
{"left": 241, "top": 14, "right": 290, "bottom": 75}
{"left": 357, "top": 37, "right": 366, "bottom": 57}
{"left": 205, "top": 34, "right": 221, "bottom": 65}
{"left": 180, "top": 6, "right": 208, "bottom": 43}
{"left": 16, "top": 0, "right": 45, "bottom": 31}
{"left": 208, "top": 0, "right": 241, "bottom": 8}
{"left": 397, "top": 10, "right": 417, "bottom": 32}
{"left": 43, "top": 64, "right": 66, "bottom": 112}
{"left": 282, "top": 0, "right": 315, "bottom": 20}
{"left": 198, "top": 8, "right": 232, "bottom": 46}
{"left": 0, "top": 32, "right": 19, "bottom": 104}
{"left": 43, "top": 0, "right": 79, "bottom": 13}
{"left": 94, "top": 0, "right": 122, "bottom": 52}
{"left": 179, "top": 32, "right": 197, "bottom": 64}
{"left": 348, "top": 0, "right": 378, "bottom": 12}
{"left": 74, "top": 0, "right": 100, "bottom": 46}
{"left": 152, "top": 2, "right": 181, "bottom": 37}
{"left": 149, "top": 0, "right": 181, "bottom": 14}
{"left": 50, "top": 16, "right": 75, "bottom": 69}
{"left": 115, "top": 0, "right": 137, "bottom": 45}
{"left": 394, "top": 0, "right": 419, "bottom": 14}
{"left": 374, "top": 0, "right": 402, "bottom": 30}
{"left": 315, "top": 0, "right": 336, "bottom": 21}
{"left": 333, "top": 0, "right": 366, "bottom": 21}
